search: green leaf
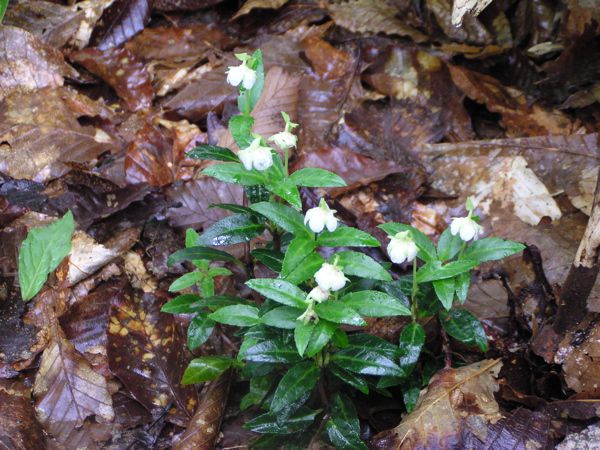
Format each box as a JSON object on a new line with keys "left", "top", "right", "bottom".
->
{"left": 284, "top": 252, "right": 324, "bottom": 285}
{"left": 167, "top": 246, "right": 235, "bottom": 266}
{"left": 199, "top": 213, "right": 264, "bottom": 246}
{"left": 416, "top": 259, "right": 478, "bottom": 283}
{"left": 332, "top": 328, "right": 349, "bottom": 348}
{"left": 0, "top": 0, "right": 8, "bottom": 23}
{"left": 246, "top": 278, "right": 307, "bottom": 308}
{"left": 209, "top": 203, "right": 257, "bottom": 215}
{"left": 244, "top": 339, "right": 302, "bottom": 363}
{"left": 339, "top": 291, "right": 411, "bottom": 317}
{"left": 455, "top": 271, "right": 470, "bottom": 303}
{"left": 439, "top": 309, "right": 488, "bottom": 351}
{"left": 181, "top": 356, "right": 232, "bottom": 384}
{"left": 317, "top": 227, "right": 379, "bottom": 248}
{"left": 229, "top": 114, "right": 254, "bottom": 148}
{"left": 462, "top": 237, "right": 525, "bottom": 263}
{"left": 261, "top": 306, "right": 303, "bottom": 329}
{"left": 347, "top": 334, "right": 398, "bottom": 359}
{"left": 245, "top": 184, "right": 270, "bottom": 203}
{"left": 281, "top": 236, "right": 316, "bottom": 277}
{"left": 403, "top": 387, "right": 420, "bottom": 413}
{"left": 336, "top": 251, "right": 391, "bottom": 281}
{"left": 240, "top": 373, "right": 276, "bottom": 410}
{"left": 251, "top": 249, "right": 284, "bottom": 273}
{"left": 437, "top": 227, "right": 463, "bottom": 261}
{"left": 168, "top": 272, "right": 203, "bottom": 292}
{"left": 209, "top": 305, "right": 259, "bottom": 326}
{"left": 326, "top": 394, "right": 368, "bottom": 450}
{"left": 271, "top": 361, "right": 320, "bottom": 420}
{"left": 433, "top": 277, "right": 455, "bottom": 310}
{"left": 329, "top": 364, "right": 369, "bottom": 394}
{"left": 250, "top": 202, "right": 309, "bottom": 236}
{"left": 187, "top": 144, "right": 239, "bottom": 162}
{"left": 331, "top": 348, "right": 403, "bottom": 376}
{"left": 398, "top": 323, "right": 425, "bottom": 375}
{"left": 202, "top": 163, "right": 265, "bottom": 186}
{"left": 305, "top": 320, "right": 337, "bottom": 357}
{"left": 289, "top": 168, "right": 346, "bottom": 187}
{"left": 245, "top": 406, "right": 318, "bottom": 435}
{"left": 187, "top": 315, "right": 215, "bottom": 350}
{"left": 161, "top": 294, "right": 202, "bottom": 314}
{"left": 19, "top": 211, "right": 75, "bottom": 301}
{"left": 266, "top": 178, "right": 302, "bottom": 210}
{"left": 378, "top": 223, "right": 436, "bottom": 263}
{"left": 314, "top": 302, "right": 365, "bottom": 326}
{"left": 294, "top": 321, "right": 314, "bottom": 356}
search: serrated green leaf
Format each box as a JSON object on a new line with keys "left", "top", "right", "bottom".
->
{"left": 433, "top": 277, "right": 455, "bottom": 310}
{"left": 317, "top": 227, "right": 379, "bottom": 248}
{"left": 167, "top": 246, "right": 235, "bottom": 266}
{"left": 288, "top": 168, "right": 346, "bottom": 187}
{"left": 199, "top": 213, "right": 264, "bottom": 246}
{"left": 314, "top": 302, "right": 365, "bottom": 326}
{"left": 19, "top": 211, "right": 75, "bottom": 301}
{"left": 187, "top": 315, "right": 215, "bottom": 350}
{"left": 229, "top": 114, "right": 254, "bottom": 148}
{"left": 339, "top": 290, "right": 411, "bottom": 317}
{"left": 246, "top": 278, "right": 307, "bottom": 308}
{"left": 251, "top": 248, "right": 284, "bottom": 273}
{"left": 202, "top": 162, "right": 266, "bottom": 186}
{"left": 281, "top": 236, "right": 316, "bottom": 277}
{"left": 266, "top": 178, "right": 302, "bottom": 210}
{"left": 181, "top": 356, "right": 232, "bottom": 384}
{"left": 437, "top": 227, "right": 463, "bottom": 261}
{"left": 416, "top": 259, "right": 478, "bottom": 283}
{"left": 271, "top": 362, "right": 319, "bottom": 421}
{"left": 462, "top": 237, "right": 525, "bottom": 263}
{"left": 439, "top": 309, "right": 488, "bottom": 351}
{"left": 378, "top": 222, "right": 436, "bottom": 263}
{"left": 250, "top": 202, "right": 309, "bottom": 236}
{"left": 335, "top": 251, "right": 391, "bottom": 281}
{"left": 326, "top": 394, "right": 368, "bottom": 450}
{"left": 187, "top": 144, "right": 239, "bottom": 161}
{"left": 261, "top": 306, "right": 303, "bottom": 329}
{"left": 209, "top": 304, "right": 260, "bottom": 326}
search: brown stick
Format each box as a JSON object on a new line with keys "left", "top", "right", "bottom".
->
{"left": 554, "top": 165, "right": 600, "bottom": 334}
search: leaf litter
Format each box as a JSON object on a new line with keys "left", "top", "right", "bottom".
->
{"left": 0, "top": 0, "right": 600, "bottom": 448}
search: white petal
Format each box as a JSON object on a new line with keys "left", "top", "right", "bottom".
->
{"left": 388, "top": 242, "right": 407, "bottom": 264}
{"left": 237, "top": 149, "right": 253, "bottom": 170}
{"left": 309, "top": 287, "right": 329, "bottom": 302}
{"left": 450, "top": 218, "right": 462, "bottom": 236}
{"left": 325, "top": 214, "right": 338, "bottom": 232}
{"left": 226, "top": 65, "right": 244, "bottom": 87}
{"left": 252, "top": 148, "right": 273, "bottom": 171}
{"left": 308, "top": 214, "right": 325, "bottom": 233}
{"left": 459, "top": 221, "right": 476, "bottom": 241}
{"left": 242, "top": 68, "right": 257, "bottom": 90}
{"left": 406, "top": 242, "right": 418, "bottom": 262}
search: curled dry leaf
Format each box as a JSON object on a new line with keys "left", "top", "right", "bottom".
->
{"left": 107, "top": 289, "right": 197, "bottom": 425}
{"left": 451, "top": 0, "right": 493, "bottom": 26}
{"left": 371, "top": 359, "right": 503, "bottom": 449}
{"left": 426, "top": 0, "right": 493, "bottom": 45}
{"left": 173, "top": 370, "right": 233, "bottom": 450}
{"left": 233, "top": 0, "right": 290, "bottom": 20}
{"left": 0, "top": 380, "right": 46, "bottom": 449}
{"left": 0, "top": 26, "right": 77, "bottom": 100}
{"left": 71, "top": 47, "right": 154, "bottom": 112}
{"left": 33, "top": 334, "right": 114, "bottom": 447}
{"left": 68, "top": 231, "right": 118, "bottom": 285}
{"left": 90, "top": 0, "right": 152, "bottom": 50}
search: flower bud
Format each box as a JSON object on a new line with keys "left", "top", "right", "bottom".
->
{"left": 307, "top": 286, "right": 329, "bottom": 303}
{"left": 226, "top": 61, "right": 257, "bottom": 90}
{"left": 450, "top": 216, "right": 483, "bottom": 241}
{"left": 304, "top": 199, "right": 337, "bottom": 233}
{"left": 314, "top": 262, "right": 347, "bottom": 292}
{"left": 268, "top": 130, "right": 297, "bottom": 149}
{"left": 387, "top": 231, "right": 418, "bottom": 264}
{"left": 238, "top": 138, "right": 273, "bottom": 171}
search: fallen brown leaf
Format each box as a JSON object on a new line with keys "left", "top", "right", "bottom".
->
{"left": 0, "top": 380, "right": 46, "bottom": 449}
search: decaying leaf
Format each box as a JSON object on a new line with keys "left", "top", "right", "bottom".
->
{"left": 451, "top": 0, "right": 493, "bottom": 26}
{"left": 90, "top": 0, "right": 151, "bottom": 50}
{"left": 233, "top": 0, "right": 289, "bottom": 19}
{"left": 371, "top": 359, "right": 502, "bottom": 449}
{"left": 0, "top": 380, "right": 46, "bottom": 449}
{"left": 107, "top": 289, "right": 197, "bottom": 425}
{"left": 68, "top": 231, "right": 118, "bottom": 285}
{"left": 33, "top": 334, "right": 114, "bottom": 447}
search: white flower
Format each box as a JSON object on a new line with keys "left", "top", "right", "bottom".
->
{"left": 450, "top": 216, "right": 483, "bottom": 241}
{"left": 387, "top": 231, "right": 418, "bottom": 264}
{"left": 304, "top": 199, "right": 337, "bottom": 233}
{"left": 268, "top": 131, "right": 297, "bottom": 149}
{"left": 307, "top": 286, "right": 329, "bottom": 303}
{"left": 226, "top": 61, "right": 257, "bottom": 90}
{"left": 314, "top": 262, "right": 347, "bottom": 292}
{"left": 237, "top": 138, "right": 273, "bottom": 171}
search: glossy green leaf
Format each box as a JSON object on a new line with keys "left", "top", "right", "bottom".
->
{"left": 398, "top": 323, "right": 425, "bottom": 375}
{"left": 336, "top": 251, "right": 391, "bottom": 281}
{"left": 245, "top": 184, "right": 270, "bottom": 203}
{"left": 281, "top": 236, "right": 316, "bottom": 277}
{"left": 378, "top": 222, "right": 436, "bottom": 263}
{"left": 161, "top": 294, "right": 202, "bottom": 314}
{"left": 314, "top": 302, "right": 365, "bottom": 326}
{"left": 455, "top": 271, "right": 470, "bottom": 303}
{"left": 339, "top": 290, "right": 411, "bottom": 317}
{"left": 246, "top": 278, "right": 307, "bottom": 308}
{"left": 240, "top": 373, "right": 276, "bottom": 410}
{"left": 437, "top": 227, "right": 463, "bottom": 261}
{"left": 209, "top": 203, "right": 257, "bottom": 215}
{"left": 187, "top": 315, "right": 215, "bottom": 350}
{"left": 294, "top": 321, "right": 314, "bottom": 356}
{"left": 305, "top": 320, "right": 337, "bottom": 357}
{"left": 0, "top": 0, "right": 8, "bottom": 23}
{"left": 329, "top": 364, "right": 369, "bottom": 394}
{"left": 416, "top": 259, "right": 478, "bottom": 283}
{"left": 331, "top": 348, "right": 403, "bottom": 376}
{"left": 209, "top": 304, "right": 259, "bottom": 326}
{"left": 244, "top": 340, "right": 302, "bottom": 363}
{"left": 326, "top": 394, "right": 368, "bottom": 450}
{"left": 271, "top": 362, "right": 319, "bottom": 420}
{"left": 202, "top": 162, "right": 265, "bottom": 186}
{"left": 439, "top": 309, "right": 488, "bottom": 351}
{"left": 251, "top": 248, "right": 284, "bottom": 273}
{"left": 181, "top": 356, "right": 232, "bottom": 384}
{"left": 433, "top": 277, "right": 455, "bottom": 310}
{"left": 250, "top": 202, "right": 309, "bottom": 236}
{"left": 317, "top": 227, "right": 379, "bottom": 248}
{"left": 284, "top": 252, "right": 324, "bottom": 285}
{"left": 168, "top": 272, "right": 203, "bottom": 292}
{"left": 288, "top": 168, "right": 346, "bottom": 187}
{"left": 187, "top": 144, "right": 239, "bottom": 161}
{"left": 229, "top": 114, "right": 254, "bottom": 148}
{"left": 197, "top": 295, "right": 251, "bottom": 309}
{"left": 261, "top": 306, "right": 303, "bottom": 329}
{"left": 244, "top": 406, "right": 318, "bottom": 435}
{"left": 199, "top": 213, "right": 264, "bottom": 246}
{"left": 347, "top": 334, "right": 399, "bottom": 360}
{"left": 266, "top": 178, "right": 302, "bottom": 210}
{"left": 19, "top": 211, "right": 75, "bottom": 301}
{"left": 403, "top": 387, "right": 420, "bottom": 413}
{"left": 462, "top": 237, "right": 525, "bottom": 263}
{"left": 167, "top": 246, "right": 235, "bottom": 266}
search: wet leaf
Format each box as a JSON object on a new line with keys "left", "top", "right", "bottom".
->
{"left": 0, "top": 380, "right": 45, "bottom": 449}
{"left": 326, "top": 393, "right": 368, "bottom": 450}
{"left": 233, "top": 0, "right": 289, "bottom": 19}
{"left": 90, "top": 0, "right": 151, "bottom": 50}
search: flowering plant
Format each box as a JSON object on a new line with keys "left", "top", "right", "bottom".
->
{"left": 162, "top": 50, "right": 525, "bottom": 448}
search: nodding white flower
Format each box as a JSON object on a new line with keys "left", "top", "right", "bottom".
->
{"left": 387, "top": 231, "right": 418, "bottom": 264}
{"left": 307, "top": 286, "right": 329, "bottom": 303}
{"left": 314, "top": 262, "right": 347, "bottom": 292}
{"left": 450, "top": 216, "right": 483, "bottom": 241}
{"left": 304, "top": 199, "right": 338, "bottom": 233}
{"left": 268, "top": 130, "right": 297, "bottom": 149}
{"left": 226, "top": 58, "right": 257, "bottom": 90}
{"left": 238, "top": 138, "right": 273, "bottom": 171}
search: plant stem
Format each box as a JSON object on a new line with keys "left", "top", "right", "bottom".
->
{"left": 457, "top": 241, "right": 467, "bottom": 260}
{"left": 411, "top": 261, "right": 418, "bottom": 321}
{"left": 438, "top": 317, "right": 452, "bottom": 368}
{"left": 284, "top": 147, "right": 289, "bottom": 175}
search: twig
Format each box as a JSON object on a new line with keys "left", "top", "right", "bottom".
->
{"left": 438, "top": 318, "right": 452, "bottom": 368}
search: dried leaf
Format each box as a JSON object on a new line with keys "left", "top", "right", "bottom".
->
{"left": 153, "top": 0, "right": 224, "bottom": 11}
{"left": 33, "top": 334, "right": 114, "bottom": 447}
{"left": 0, "top": 284, "right": 39, "bottom": 365}
{"left": 0, "top": 380, "right": 46, "bottom": 449}
{"left": 371, "top": 359, "right": 502, "bottom": 449}
{"left": 484, "top": 407, "right": 554, "bottom": 448}
{"left": 90, "top": 0, "right": 151, "bottom": 50}
{"left": 68, "top": 231, "right": 118, "bottom": 285}
{"left": 451, "top": 0, "right": 493, "bottom": 26}
{"left": 233, "top": 0, "right": 289, "bottom": 19}
{"left": 107, "top": 289, "right": 197, "bottom": 425}
{"left": 558, "top": 319, "right": 600, "bottom": 397}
